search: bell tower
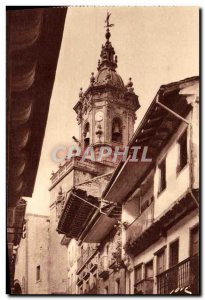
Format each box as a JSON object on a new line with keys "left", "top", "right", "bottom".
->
{"left": 73, "top": 12, "right": 140, "bottom": 152}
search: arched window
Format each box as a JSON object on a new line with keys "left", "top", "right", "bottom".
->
{"left": 106, "top": 244, "right": 109, "bottom": 256}
{"left": 13, "top": 281, "right": 22, "bottom": 294}
{"left": 112, "top": 118, "right": 122, "bottom": 143}
{"left": 83, "top": 122, "right": 90, "bottom": 148}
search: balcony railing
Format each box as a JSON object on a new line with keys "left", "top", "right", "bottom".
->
{"left": 157, "top": 255, "right": 199, "bottom": 295}
{"left": 134, "top": 279, "right": 154, "bottom": 294}
{"left": 126, "top": 201, "right": 154, "bottom": 246}
{"left": 50, "top": 157, "right": 99, "bottom": 186}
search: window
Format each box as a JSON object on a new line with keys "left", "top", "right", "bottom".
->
{"left": 134, "top": 264, "right": 142, "bottom": 284}
{"left": 145, "top": 260, "right": 153, "bottom": 279}
{"left": 156, "top": 249, "right": 166, "bottom": 275}
{"left": 169, "top": 240, "right": 179, "bottom": 268}
{"left": 104, "top": 286, "right": 109, "bottom": 294}
{"left": 36, "top": 265, "right": 40, "bottom": 281}
{"left": 144, "top": 261, "right": 154, "bottom": 294}
{"left": 106, "top": 244, "right": 109, "bottom": 256}
{"left": 80, "top": 245, "right": 84, "bottom": 256}
{"left": 177, "top": 130, "right": 188, "bottom": 173}
{"left": 190, "top": 225, "right": 199, "bottom": 256}
{"left": 112, "top": 118, "right": 122, "bottom": 143}
{"left": 158, "top": 158, "right": 166, "bottom": 195}
{"left": 84, "top": 122, "right": 90, "bottom": 148}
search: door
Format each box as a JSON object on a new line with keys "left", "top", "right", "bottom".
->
{"left": 169, "top": 240, "right": 179, "bottom": 291}
{"left": 145, "top": 261, "right": 154, "bottom": 294}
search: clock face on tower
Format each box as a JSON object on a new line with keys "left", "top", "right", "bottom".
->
{"left": 95, "top": 111, "right": 104, "bottom": 122}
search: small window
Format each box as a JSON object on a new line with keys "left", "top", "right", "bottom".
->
{"left": 156, "top": 249, "right": 166, "bottom": 275}
{"left": 169, "top": 239, "right": 179, "bottom": 267}
{"left": 36, "top": 265, "right": 40, "bottom": 281}
{"left": 190, "top": 225, "right": 199, "bottom": 256}
{"left": 177, "top": 130, "right": 188, "bottom": 173}
{"left": 158, "top": 158, "right": 166, "bottom": 195}
{"left": 112, "top": 118, "right": 122, "bottom": 143}
{"left": 134, "top": 264, "right": 142, "bottom": 284}
{"left": 145, "top": 260, "right": 153, "bottom": 279}
{"left": 104, "top": 286, "right": 109, "bottom": 294}
{"left": 80, "top": 245, "right": 84, "bottom": 256}
{"left": 84, "top": 122, "right": 90, "bottom": 149}
{"left": 177, "top": 130, "right": 187, "bottom": 172}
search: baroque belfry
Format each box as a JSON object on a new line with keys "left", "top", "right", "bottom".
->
{"left": 47, "top": 13, "right": 140, "bottom": 294}
{"left": 73, "top": 15, "right": 140, "bottom": 152}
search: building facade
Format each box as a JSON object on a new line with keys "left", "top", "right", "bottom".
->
{"left": 14, "top": 214, "right": 50, "bottom": 294}
{"left": 103, "top": 76, "right": 199, "bottom": 295}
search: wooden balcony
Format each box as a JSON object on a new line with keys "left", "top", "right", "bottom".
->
{"left": 157, "top": 255, "right": 199, "bottom": 295}
{"left": 134, "top": 279, "right": 154, "bottom": 294}
{"left": 57, "top": 188, "right": 99, "bottom": 239}
{"left": 76, "top": 247, "right": 98, "bottom": 274}
{"left": 124, "top": 191, "right": 197, "bottom": 256}
{"left": 126, "top": 201, "right": 154, "bottom": 246}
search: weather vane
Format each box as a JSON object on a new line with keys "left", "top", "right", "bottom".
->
{"left": 105, "top": 11, "right": 114, "bottom": 28}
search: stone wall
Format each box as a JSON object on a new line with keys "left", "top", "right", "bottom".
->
{"left": 14, "top": 214, "right": 50, "bottom": 294}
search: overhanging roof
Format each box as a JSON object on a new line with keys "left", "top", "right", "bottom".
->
{"left": 7, "top": 7, "right": 67, "bottom": 207}
{"left": 102, "top": 76, "right": 199, "bottom": 203}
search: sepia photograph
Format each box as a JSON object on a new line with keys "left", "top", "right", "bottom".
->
{"left": 6, "top": 6, "right": 199, "bottom": 295}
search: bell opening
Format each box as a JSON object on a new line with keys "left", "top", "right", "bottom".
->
{"left": 112, "top": 118, "right": 122, "bottom": 143}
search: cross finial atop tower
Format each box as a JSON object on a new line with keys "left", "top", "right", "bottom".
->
{"left": 104, "top": 11, "right": 114, "bottom": 42}
{"left": 105, "top": 11, "right": 114, "bottom": 29}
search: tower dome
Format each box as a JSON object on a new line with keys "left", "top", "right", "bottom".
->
{"left": 95, "top": 67, "right": 124, "bottom": 89}
{"left": 73, "top": 11, "right": 140, "bottom": 149}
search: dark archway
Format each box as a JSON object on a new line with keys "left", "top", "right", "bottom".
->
{"left": 13, "top": 281, "right": 22, "bottom": 294}
{"left": 112, "top": 117, "right": 122, "bottom": 143}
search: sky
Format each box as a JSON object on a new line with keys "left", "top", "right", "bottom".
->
{"left": 26, "top": 6, "right": 199, "bottom": 215}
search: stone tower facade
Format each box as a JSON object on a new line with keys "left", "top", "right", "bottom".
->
{"left": 49, "top": 15, "right": 140, "bottom": 295}
{"left": 73, "top": 26, "right": 140, "bottom": 152}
